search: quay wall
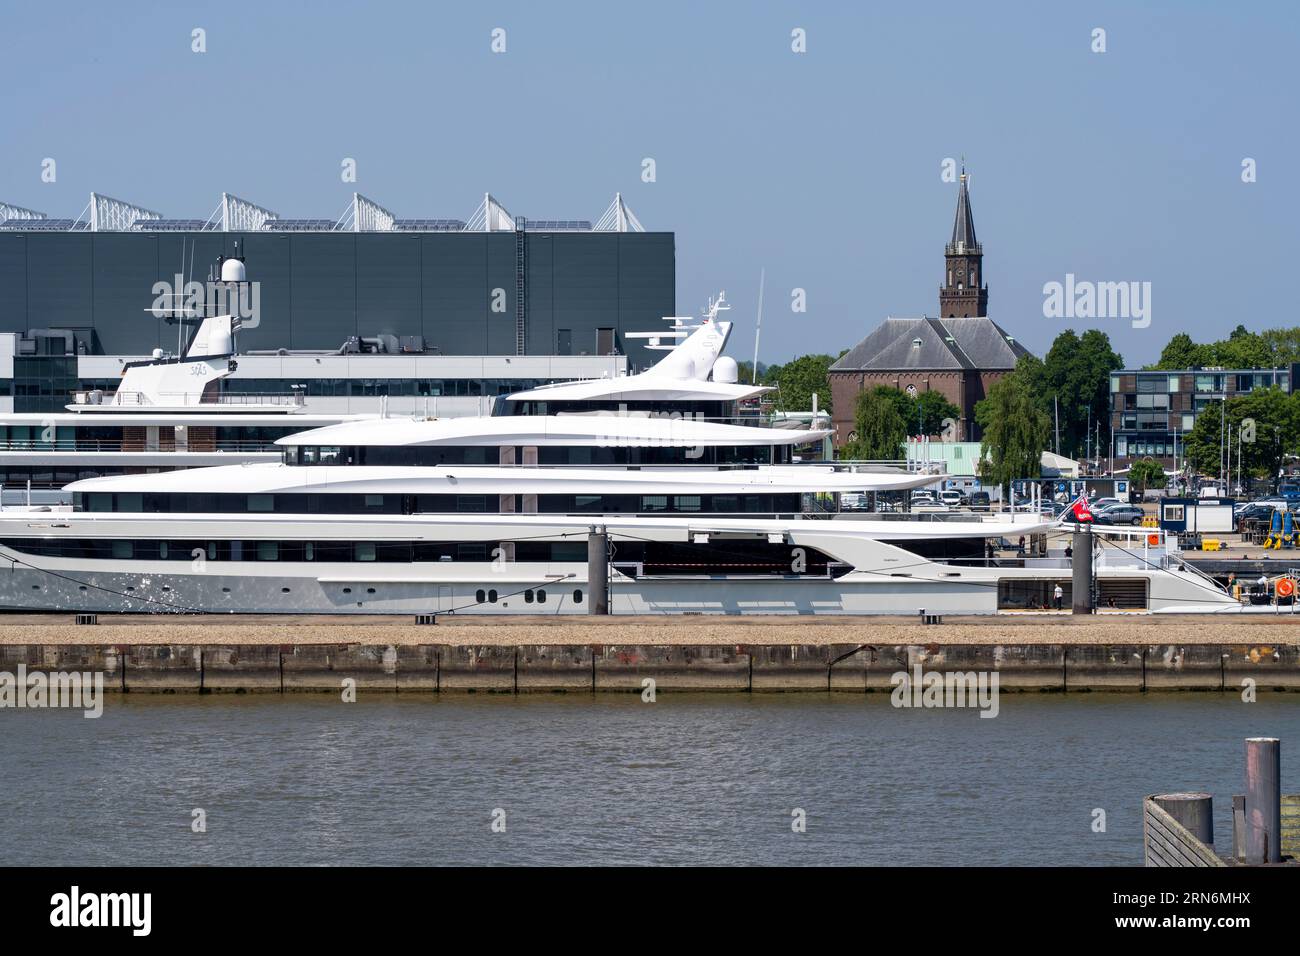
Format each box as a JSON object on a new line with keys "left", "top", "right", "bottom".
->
{"left": 2, "top": 641, "right": 1299, "bottom": 694}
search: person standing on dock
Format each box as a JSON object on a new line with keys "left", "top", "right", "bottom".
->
{"left": 1053, "top": 583, "right": 1064, "bottom": 610}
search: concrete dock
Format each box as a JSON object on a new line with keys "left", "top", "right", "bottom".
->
{"left": 0, "top": 613, "right": 1297, "bottom": 693}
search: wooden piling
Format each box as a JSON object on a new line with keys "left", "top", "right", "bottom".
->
{"left": 1244, "top": 736, "right": 1282, "bottom": 864}
{"left": 1152, "top": 792, "right": 1214, "bottom": 846}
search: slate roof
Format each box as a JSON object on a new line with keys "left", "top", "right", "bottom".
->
{"left": 831, "top": 316, "right": 1030, "bottom": 372}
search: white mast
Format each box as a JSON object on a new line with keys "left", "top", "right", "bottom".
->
{"left": 751, "top": 267, "right": 765, "bottom": 386}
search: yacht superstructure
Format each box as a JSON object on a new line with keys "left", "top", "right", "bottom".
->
{"left": 0, "top": 258, "right": 359, "bottom": 503}
{"left": 0, "top": 294, "right": 1240, "bottom": 615}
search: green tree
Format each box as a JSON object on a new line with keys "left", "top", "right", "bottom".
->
{"left": 1153, "top": 332, "right": 1206, "bottom": 370}
{"left": 1214, "top": 325, "right": 1272, "bottom": 368}
{"left": 1258, "top": 328, "right": 1300, "bottom": 365}
{"left": 1040, "top": 329, "right": 1123, "bottom": 458}
{"left": 841, "top": 386, "right": 907, "bottom": 459}
{"left": 1149, "top": 325, "right": 1300, "bottom": 370}
{"left": 763, "top": 353, "right": 837, "bottom": 413}
{"left": 1128, "top": 459, "right": 1167, "bottom": 496}
{"left": 1183, "top": 399, "right": 1227, "bottom": 477}
{"left": 1232, "top": 388, "right": 1300, "bottom": 481}
{"left": 975, "top": 359, "right": 1051, "bottom": 497}
{"left": 910, "top": 390, "right": 963, "bottom": 437}
{"left": 1182, "top": 388, "right": 1300, "bottom": 482}
{"left": 849, "top": 385, "right": 961, "bottom": 439}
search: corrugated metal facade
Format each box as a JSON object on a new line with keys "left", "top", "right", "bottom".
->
{"left": 0, "top": 231, "right": 675, "bottom": 367}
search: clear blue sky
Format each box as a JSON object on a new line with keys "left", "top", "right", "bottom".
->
{"left": 2, "top": 1, "right": 1294, "bottom": 367}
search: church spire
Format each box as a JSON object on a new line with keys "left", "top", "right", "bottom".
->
{"left": 939, "top": 162, "right": 988, "bottom": 318}
{"left": 949, "top": 165, "right": 978, "bottom": 252}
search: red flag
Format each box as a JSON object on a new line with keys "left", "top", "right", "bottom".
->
{"left": 1070, "top": 495, "right": 1093, "bottom": 523}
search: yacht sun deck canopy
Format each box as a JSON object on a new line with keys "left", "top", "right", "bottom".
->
{"left": 505, "top": 378, "right": 772, "bottom": 404}
{"left": 64, "top": 462, "right": 944, "bottom": 497}
{"left": 276, "top": 415, "right": 825, "bottom": 449}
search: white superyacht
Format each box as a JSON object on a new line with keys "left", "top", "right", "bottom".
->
{"left": 0, "top": 298, "right": 1237, "bottom": 615}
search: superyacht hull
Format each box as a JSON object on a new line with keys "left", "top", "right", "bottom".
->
{"left": 0, "top": 562, "right": 1240, "bottom": 616}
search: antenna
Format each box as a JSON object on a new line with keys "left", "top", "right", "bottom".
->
{"left": 176, "top": 238, "right": 186, "bottom": 358}
{"left": 751, "top": 267, "right": 765, "bottom": 385}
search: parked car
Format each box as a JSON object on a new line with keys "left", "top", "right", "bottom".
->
{"left": 939, "top": 490, "right": 964, "bottom": 508}
{"left": 1090, "top": 497, "right": 1122, "bottom": 512}
{"left": 1235, "top": 502, "right": 1280, "bottom": 529}
{"left": 968, "top": 491, "right": 991, "bottom": 511}
{"left": 1093, "top": 505, "right": 1146, "bottom": 526}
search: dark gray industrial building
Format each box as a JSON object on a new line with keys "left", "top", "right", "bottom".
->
{"left": 0, "top": 231, "right": 674, "bottom": 360}
{"left": 0, "top": 192, "right": 674, "bottom": 363}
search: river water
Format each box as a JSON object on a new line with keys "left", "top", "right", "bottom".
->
{"left": 3, "top": 693, "right": 1298, "bottom": 866}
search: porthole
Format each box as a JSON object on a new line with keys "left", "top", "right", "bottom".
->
{"left": 573, "top": 589, "right": 583, "bottom": 604}
{"left": 222, "top": 587, "right": 231, "bottom": 593}
{"left": 78, "top": 585, "right": 87, "bottom": 591}
{"left": 475, "top": 589, "right": 486, "bottom": 602}
{"left": 161, "top": 585, "right": 171, "bottom": 592}
{"left": 281, "top": 587, "right": 290, "bottom": 593}
{"left": 524, "top": 590, "right": 534, "bottom": 604}
{"left": 343, "top": 587, "right": 352, "bottom": 594}
{"left": 366, "top": 588, "right": 376, "bottom": 594}
{"left": 31, "top": 584, "right": 40, "bottom": 590}
{"left": 125, "top": 586, "right": 135, "bottom": 592}
{"left": 488, "top": 589, "right": 498, "bottom": 603}
{"left": 537, "top": 589, "right": 546, "bottom": 603}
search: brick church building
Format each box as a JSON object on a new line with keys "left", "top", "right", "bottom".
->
{"left": 829, "top": 167, "right": 1028, "bottom": 444}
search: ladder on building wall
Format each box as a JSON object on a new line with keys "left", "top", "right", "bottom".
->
{"left": 514, "top": 219, "right": 527, "bottom": 355}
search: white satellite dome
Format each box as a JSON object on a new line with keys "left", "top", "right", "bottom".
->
{"left": 712, "top": 355, "right": 739, "bottom": 384}
{"left": 220, "top": 258, "right": 247, "bottom": 282}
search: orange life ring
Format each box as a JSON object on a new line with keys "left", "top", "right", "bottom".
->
{"left": 1276, "top": 578, "right": 1296, "bottom": 599}
{"left": 1146, "top": 534, "right": 1159, "bottom": 546}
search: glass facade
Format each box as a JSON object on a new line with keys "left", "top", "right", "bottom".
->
{"left": 1110, "top": 367, "right": 1294, "bottom": 464}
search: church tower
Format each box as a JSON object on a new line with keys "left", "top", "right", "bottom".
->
{"left": 939, "top": 166, "right": 988, "bottom": 318}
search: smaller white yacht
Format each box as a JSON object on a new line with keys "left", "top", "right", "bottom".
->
{"left": 0, "top": 255, "right": 359, "bottom": 505}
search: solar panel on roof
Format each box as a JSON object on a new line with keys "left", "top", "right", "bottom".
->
{"left": 261, "top": 219, "right": 336, "bottom": 231}
{"left": 0, "top": 218, "right": 85, "bottom": 231}
{"left": 525, "top": 220, "right": 592, "bottom": 231}
{"left": 134, "top": 219, "right": 211, "bottom": 231}
{"left": 393, "top": 219, "right": 466, "bottom": 231}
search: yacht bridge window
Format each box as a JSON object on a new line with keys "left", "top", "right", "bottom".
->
{"left": 282, "top": 444, "right": 789, "bottom": 466}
